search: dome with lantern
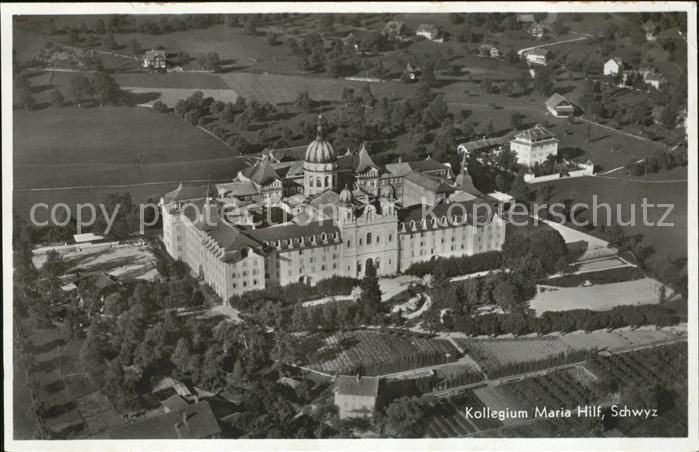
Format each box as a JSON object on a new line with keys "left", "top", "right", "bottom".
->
{"left": 305, "top": 116, "right": 336, "bottom": 164}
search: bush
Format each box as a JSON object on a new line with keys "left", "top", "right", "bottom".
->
{"left": 152, "top": 100, "right": 169, "bottom": 113}
{"left": 404, "top": 251, "right": 502, "bottom": 278}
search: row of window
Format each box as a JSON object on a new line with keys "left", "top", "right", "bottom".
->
{"left": 346, "top": 233, "right": 393, "bottom": 248}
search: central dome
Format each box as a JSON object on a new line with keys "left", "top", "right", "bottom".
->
{"left": 305, "top": 137, "right": 336, "bottom": 164}
{"left": 305, "top": 115, "right": 336, "bottom": 164}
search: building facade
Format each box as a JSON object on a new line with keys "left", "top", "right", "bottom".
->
{"left": 161, "top": 117, "right": 507, "bottom": 301}
{"left": 509, "top": 125, "right": 559, "bottom": 166}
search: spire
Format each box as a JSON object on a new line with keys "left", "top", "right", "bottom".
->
{"left": 316, "top": 114, "right": 324, "bottom": 139}
{"left": 205, "top": 176, "right": 215, "bottom": 200}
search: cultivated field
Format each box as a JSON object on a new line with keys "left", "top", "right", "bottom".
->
{"left": 15, "top": 321, "right": 123, "bottom": 439}
{"left": 423, "top": 390, "right": 502, "bottom": 438}
{"left": 33, "top": 241, "right": 160, "bottom": 281}
{"left": 452, "top": 325, "right": 686, "bottom": 378}
{"left": 303, "top": 330, "right": 461, "bottom": 376}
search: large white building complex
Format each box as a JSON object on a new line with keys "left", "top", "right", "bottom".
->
{"left": 161, "top": 118, "right": 507, "bottom": 301}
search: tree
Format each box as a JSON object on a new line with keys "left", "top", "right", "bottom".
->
{"left": 50, "top": 88, "right": 65, "bottom": 107}
{"left": 42, "top": 250, "right": 66, "bottom": 279}
{"left": 95, "top": 19, "right": 106, "bottom": 34}
{"left": 631, "top": 100, "right": 653, "bottom": 126}
{"left": 384, "top": 397, "right": 425, "bottom": 438}
{"left": 102, "top": 31, "right": 118, "bottom": 50}
{"left": 266, "top": 31, "right": 279, "bottom": 46}
{"left": 359, "top": 260, "right": 381, "bottom": 321}
{"left": 69, "top": 74, "right": 93, "bottom": 105}
{"left": 128, "top": 38, "right": 142, "bottom": 54}
{"left": 295, "top": 91, "right": 313, "bottom": 112}
{"left": 199, "top": 51, "right": 221, "bottom": 72}
{"left": 492, "top": 277, "right": 519, "bottom": 312}
{"left": 243, "top": 16, "right": 257, "bottom": 35}
{"left": 510, "top": 111, "right": 524, "bottom": 130}
{"left": 533, "top": 67, "right": 554, "bottom": 96}
{"left": 92, "top": 71, "right": 121, "bottom": 106}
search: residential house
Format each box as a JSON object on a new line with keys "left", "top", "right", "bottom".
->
{"left": 334, "top": 375, "right": 380, "bottom": 419}
{"left": 143, "top": 49, "right": 166, "bottom": 71}
{"left": 643, "top": 71, "right": 667, "bottom": 90}
{"left": 479, "top": 44, "right": 500, "bottom": 58}
{"left": 416, "top": 23, "right": 440, "bottom": 41}
{"left": 108, "top": 401, "right": 221, "bottom": 439}
{"left": 603, "top": 57, "right": 624, "bottom": 76}
{"left": 517, "top": 14, "right": 536, "bottom": 23}
{"left": 545, "top": 93, "right": 577, "bottom": 118}
{"left": 524, "top": 48, "right": 552, "bottom": 66}
{"left": 528, "top": 23, "right": 545, "bottom": 39}
{"left": 509, "top": 125, "right": 559, "bottom": 166}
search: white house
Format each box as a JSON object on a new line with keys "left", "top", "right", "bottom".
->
{"left": 525, "top": 48, "right": 552, "bottom": 66}
{"left": 603, "top": 57, "right": 624, "bottom": 76}
{"left": 643, "top": 72, "right": 667, "bottom": 90}
{"left": 334, "top": 375, "right": 380, "bottom": 419}
{"left": 416, "top": 23, "right": 440, "bottom": 41}
{"left": 545, "top": 93, "right": 577, "bottom": 118}
{"left": 510, "top": 125, "right": 559, "bottom": 167}
{"left": 528, "top": 23, "right": 545, "bottom": 39}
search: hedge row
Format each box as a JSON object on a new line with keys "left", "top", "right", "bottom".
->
{"left": 404, "top": 251, "right": 502, "bottom": 278}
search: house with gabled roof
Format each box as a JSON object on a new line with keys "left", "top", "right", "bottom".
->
{"left": 509, "top": 125, "right": 559, "bottom": 166}
{"left": 334, "top": 375, "right": 380, "bottom": 419}
{"left": 604, "top": 57, "right": 624, "bottom": 76}
{"left": 545, "top": 93, "right": 577, "bottom": 118}
{"left": 108, "top": 401, "right": 220, "bottom": 439}
{"left": 416, "top": 23, "right": 440, "bottom": 41}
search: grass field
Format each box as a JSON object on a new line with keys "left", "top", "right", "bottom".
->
{"left": 538, "top": 175, "right": 688, "bottom": 257}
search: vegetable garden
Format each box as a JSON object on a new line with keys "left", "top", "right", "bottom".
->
{"left": 423, "top": 391, "right": 502, "bottom": 438}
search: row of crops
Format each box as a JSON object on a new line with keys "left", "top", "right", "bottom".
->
{"left": 423, "top": 391, "right": 502, "bottom": 438}
{"left": 305, "top": 330, "right": 461, "bottom": 376}
{"left": 460, "top": 338, "right": 595, "bottom": 378}
{"left": 502, "top": 368, "right": 601, "bottom": 410}
{"left": 586, "top": 341, "right": 687, "bottom": 388}
{"left": 384, "top": 364, "right": 486, "bottom": 397}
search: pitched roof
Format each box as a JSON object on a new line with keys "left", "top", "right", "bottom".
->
{"left": 404, "top": 172, "right": 455, "bottom": 194}
{"left": 274, "top": 160, "right": 305, "bottom": 177}
{"left": 545, "top": 93, "right": 574, "bottom": 109}
{"left": 416, "top": 23, "right": 439, "bottom": 34}
{"left": 398, "top": 199, "right": 493, "bottom": 225}
{"left": 217, "top": 180, "right": 260, "bottom": 198}
{"left": 607, "top": 57, "right": 623, "bottom": 66}
{"left": 458, "top": 137, "right": 505, "bottom": 153}
{"left": 355, "top": 145, "right": 379, "bottom": 173}
{"left": 108, "top": 401, "right": 220, "bottom": 439}
{"left": 335, "top": 375, "right": 380, "bottom": 398}
{"left": 240, "top": 159, "right": 281, "bottom": 185}
{"left": 406, "top": 157, "right": 450, "bottom": 173}
{"left": 247, "top": 221, "right": 340, "bottom": 247}
{"left": 162, "top": 183, "right": 210, "bottom": 203}
{"left": 512, "top": 125, "right": 557, "bottom": 143}
{"left": 384, "top": 162, "right": 414, "bottom": 177}
{"left": 204, "top": 221, "right": 264, "bottom": 261}
{"left": 144, "top": 49, "right": 166, "bottom": 60}
{"left": 161, "top": 394, "right": 189, "bottom": 413}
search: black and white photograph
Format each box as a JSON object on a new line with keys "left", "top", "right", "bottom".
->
{"left": 2, "top": 2, "right": 697, "bottom": 450}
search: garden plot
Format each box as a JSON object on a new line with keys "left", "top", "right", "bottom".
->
{"left": 472, "top": 386, "right": 525, "bottom": 427}
{"left": 530, "top": 277, "right": 670, "bottom": 314}
{"left": 33, "top": 242, "right": 160, "bottom": 281}
{"left": 303, "top": 330, "right": 460, "bottom": 376}
{"left": 123, "top": 87, "right": 240, "bottom": 107}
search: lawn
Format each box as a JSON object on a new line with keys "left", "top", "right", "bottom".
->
{"left": 537, "top": 175, "right": 688, "bottom": 258}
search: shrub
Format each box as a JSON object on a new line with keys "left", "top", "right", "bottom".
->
{"left": 404, "top": 251, "right": 502, "bottom": 278}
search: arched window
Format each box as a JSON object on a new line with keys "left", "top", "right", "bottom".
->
{"left": 366, "top": 232, "right": 372, "bottom": 244}
{"left": 309, "top": 177, "right": 314, "bottom": 187}
{"left": 325, "top": 176, "right": 330, "bottom": 186}
{"left": 316, "top": 177, "right": 322, "bottom": 187}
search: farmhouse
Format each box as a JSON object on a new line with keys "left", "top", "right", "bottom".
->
{"left": 479, "top": 44, "right": 500, "bottom": 58}
{"left": 416, "top": 23, "right": 440, "bottom": 41}
{"left": 509, "top": 125, "right": 559, "bottom": 167}
{"left": 108, "top": 401, "right": 221, "bottom": 439}
{"left": 334, "top": 375, "right": 380, "bottom": 419}
{"left": 603, "top": 57, "right": 624, "bottom": 76}
{"left": 545, "top": 93, "right": 577, "bottom": 118}
{"left": 161, "top": 118, "right": 506, "bottom": 299}
{"left": 524, "top": 48, "right": 552, "bottom": 66}
{"left": 643, "top": 71, "right": 667, "bottom": 90}
{"left": 528, "top": 23, "right": 545, "bottom": 39}
{"left": 143, "top": 49, "right": 166, "bottom": 71}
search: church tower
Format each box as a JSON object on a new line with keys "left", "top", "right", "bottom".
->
{"left": 303, "top": 115, "right": 337, "bottom": 197}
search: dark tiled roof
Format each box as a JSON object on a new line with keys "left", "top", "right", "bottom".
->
{"left": 545, "top": 93, "right": 574, "bottom": 110}
{"left": 404, "top": 172, "right": 455, "bottom": 194}
{"left": 162, "top": 183, "right": 210, "bottom": 203}
{"left": 248, "top": 221, "right": 340, "bottom": 248}
{"left": 108, "top": 401, "right": 220, "bottom": 439}
{"left": 241, "top": 159, "right": 281, "bottom": 185}
{"left": 513, "top": 126, "right": 557, "bottom": 143}
{"left": 161, "top": 394, "right": 189, "bottom": 412}
{"left": 405, "top": 157, "right": 449, "bottom": 173}
{"left": 355, "top": 145, "right": 379, "bottom": 173}
{"left": 336, "top": 375, "right": 380, "bottom": 397}
{"left": 398, "top": 199, "right": 494, "bottom": 226}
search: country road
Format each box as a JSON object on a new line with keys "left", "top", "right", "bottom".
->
{"left": 517, "top": 34, "right": 591, "bottom": 56}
